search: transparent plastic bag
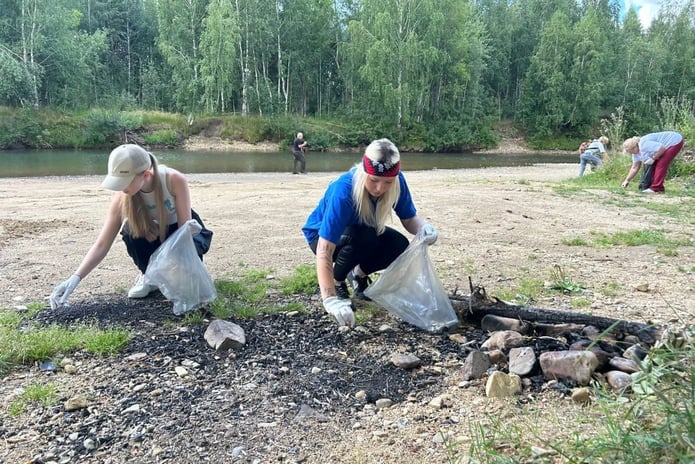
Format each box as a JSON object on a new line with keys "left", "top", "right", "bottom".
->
{"left": 145, "top": 219, "right": 217, "bottom": 315}
{"left": 364, "top": 234, "right": 459, "bottom": 333}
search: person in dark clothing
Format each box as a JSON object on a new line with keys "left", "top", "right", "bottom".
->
{"left": 292, "top": 132, "right": 308, "bottom": 174}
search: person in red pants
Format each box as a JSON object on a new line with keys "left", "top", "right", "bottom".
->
{"left": 620, "top": 131, "right": 685, "bottom": 193}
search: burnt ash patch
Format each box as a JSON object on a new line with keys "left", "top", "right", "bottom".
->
{"left": 15, "top": 295, "right": 483, "bottom": 462}
{"left": 34, "top": 294, "right": 474, "bottom": 407}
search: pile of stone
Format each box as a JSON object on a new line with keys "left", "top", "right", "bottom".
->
{"left": 458, "top": 313, "right": 651, "bottom": 400}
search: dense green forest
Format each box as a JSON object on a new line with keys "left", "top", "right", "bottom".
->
{"left": 0, "top": 0, "right": 694, "bottom": 151}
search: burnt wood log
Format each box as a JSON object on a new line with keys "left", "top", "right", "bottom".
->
{"left": 450, "top": 284, "right": 662, "bottom": 346}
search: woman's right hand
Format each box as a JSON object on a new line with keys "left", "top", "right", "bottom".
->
{"left": 49, "top": 275, "right": 81, "bottom": 309}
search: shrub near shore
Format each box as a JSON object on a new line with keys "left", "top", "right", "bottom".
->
{"left": 0, "top": 108, "right": 503, "bottom": 152}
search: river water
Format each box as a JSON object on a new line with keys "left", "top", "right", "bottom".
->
{"left": 0, "top": 148, "right": 577, "bottom": 178}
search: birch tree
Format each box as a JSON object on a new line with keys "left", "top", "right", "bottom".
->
{"left": 200, "top": 0, "right": 239, "bottom": 112}
{"left": 156, "top": 0, "right": 208, "bottom": 113}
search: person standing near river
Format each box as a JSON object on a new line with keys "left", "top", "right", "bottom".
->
{"left": 49, "top": 144, "right": 213, "bottom": 308}
{"left": 621, "top": 131, "right": 684, "bottom": 193}
{"left": 291, "top": 132, "right": 308, "bottom": 174}
{"left": 301, "top": 138, "right": 439, "bottom": 327}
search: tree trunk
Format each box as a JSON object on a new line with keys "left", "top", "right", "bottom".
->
{"left": 450, "top": 283, "right": 662, "bottom": 346}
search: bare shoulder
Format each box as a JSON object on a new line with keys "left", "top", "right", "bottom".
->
{"left": 165, "top": 167, "right": 190, "bottom": 194}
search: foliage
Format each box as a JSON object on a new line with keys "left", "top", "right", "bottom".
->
{"left": 0, "top": 2, "right": 694, "bottom": 145}
{"left": 8, "top": 382, "right": 59, "bottom": 417}
{"left": 0, "top": 307, "right": 131, "bottom": 375}
{"left": 280, "top": 264, "right": 318, "bottom": 296}
{"left": 84, "top": 109, "right": 143, "bottom": 146}
{"left": 0, "top": 107, "right": 42, "bottom": 148}
{"left": 495, "top": 274, "right": 544, "bottom": 306}
{"left": 199, "top": 0, "right": 239, "bottom": 113}
{"left": 548, "top": 265, "right": 585, "bottom": 294}
{"left": 209, "top": 265, "right": 321, "bottom": 320}
{"left": 144, "top": 129, "right": 180, "bottom": 146}
{"left": 600, "top": 106, "right": 627, "bottom": 156}
{"left": 580, "top": 328, "right": 695, "bottom": 462}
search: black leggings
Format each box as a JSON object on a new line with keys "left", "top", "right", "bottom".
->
{"left": 309, "top": 225, "right": 409, "bottom": 281}
{"left": 121, "top": 210, "right": 213, "bottom": 273}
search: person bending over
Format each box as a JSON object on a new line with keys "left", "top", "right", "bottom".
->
{"left": 578, "top": 136, "right": 608, "bottom": 177}
{"left": 50, "top": 144, "right": 212, "bottom": 308}
{"left": 301, "top": 138, "right": 438, "bottom": 327}
{"left": 621, "top": 131, "right": 684, "bottom": 193}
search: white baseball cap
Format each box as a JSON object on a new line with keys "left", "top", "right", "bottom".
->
{"left": 101, "top": 144, "right": 152, "bottom": 191}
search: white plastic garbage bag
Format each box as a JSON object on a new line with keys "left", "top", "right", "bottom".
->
{"left": 364, "top": 234, "right": 459, "bottom": 333}
{"left": 145, "top": 219, "right": 217, "bottom": 315}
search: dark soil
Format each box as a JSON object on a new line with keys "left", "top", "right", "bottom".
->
{"left": 5, "top": 295, "right": 488, "bottom": 463}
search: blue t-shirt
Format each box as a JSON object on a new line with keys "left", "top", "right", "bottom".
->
{"left": 302, "top": 168, "right": 417, "bottom": 244}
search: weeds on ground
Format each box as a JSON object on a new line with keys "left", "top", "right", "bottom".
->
{"left": 210, "top": 266, "right": 316, "bottom": 319}
{"left": 7, "top": 382, "right": 59, "bottom": 417}
{"left": 496, "top": 266, "right": 585, "bottom": 304}
{"left": 280, "top": 264, "right": 318, "bottom": 295}
{"left": 562, "top": 228, "right": 691, "bottom": 257}
{"left": 0, "top": 306, "right": 131, "bottom": 375}
{"left": 548, "top": 265, "right": 585, "bottom": 294}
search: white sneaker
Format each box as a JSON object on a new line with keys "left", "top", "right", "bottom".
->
{"left": 128, "top": 274, "right": 156, "bottom": 298}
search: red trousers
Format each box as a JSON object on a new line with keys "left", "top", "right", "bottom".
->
{"left": 650, "top": 139, "right": 685, "bottom": 192}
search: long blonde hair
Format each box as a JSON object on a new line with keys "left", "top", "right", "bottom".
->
{"left": 351, "top": 139, "right": 401, "bottom": 235}
{"left": 622, "top": 136, "right": 640, "bottom": 153}
{"left": 121, "top": 152, "right": 168, "bottom": 242}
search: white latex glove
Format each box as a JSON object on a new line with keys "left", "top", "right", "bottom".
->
{"left": 323, "top": 296, "right": 355, "bottom": 327}
{"left": 50, "top": 274, "right": 81, "bottom": 309}
{"left": 643, "top": 158, "right": 655, "bottom": 165}
{"left": 418, "top": 223, "right": 439, "bottom": 245}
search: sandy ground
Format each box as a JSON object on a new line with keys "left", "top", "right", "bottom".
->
{"left": 2, "top": 160, "right": 695, "bottom": 463}
{"left": 1, "top": 163, "right": 693, "bottom": 328}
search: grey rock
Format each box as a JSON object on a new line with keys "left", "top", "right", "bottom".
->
{"left": 294, "top": 404, "right": 329, "bottom": 423}
{"left": 480, "top": 315, "right": 529, "bottom": 334}
{"left": 608, "top": 356, "right": 640, "bottom": 374}
{"left": 606, "top": 370, "right": 632, "bottom": 390}
{"left": 204, "top": 319, "right": 246, "bottom": 351}
{"left": 64, "top": 396, "right": 89, "bottom": 412}
{"left": 390, "top": 353, "right": 422, "bottom": 369}
{"left": 508, "top": 346, "right": 536, "bottom": 376}
{"left": 375, "top": 398, "right": 393, "bottom": 409}
{"left": 623, "top": 344, "right": 649, "bottom": 362}
{"left": 461, "top": 350, "right": 490, "bottom": 380}
{"left": 481, "top": 330, "right": 525, "bottom": 351}
{"left": 571, "top": 387, "right": 592, "bottom": 404}
{"left": 539, "top": 350, "right": 599, "bottom": 386}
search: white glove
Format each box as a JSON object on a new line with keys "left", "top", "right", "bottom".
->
{"left": 418, "top": 223, "right": 439, "bottom": 245}
{"left": 323, "top": 297, "right": 355, "bottom": 327}
{"left": 643, "top": 158, "right": 655, "bottom": 165}
{"left": 50, "top": 274, "right": 81, "bottom": 309}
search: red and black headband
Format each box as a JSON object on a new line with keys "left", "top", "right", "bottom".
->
{"left": 362, "top": 154, "right": 400, "bottom": 177}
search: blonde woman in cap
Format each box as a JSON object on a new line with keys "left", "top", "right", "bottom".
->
{"left": 302, "top": 138, "right": 438, "bottom": 327}
{"left": 621, "top": 131, "right": 684, "bottom": 193}
{"left": 49, "top": 144, "right": 212, "bottom": 308}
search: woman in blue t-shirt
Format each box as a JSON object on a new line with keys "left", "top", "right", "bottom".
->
{"left": 302, "top": 138, "right": 438, "bottom": 327}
